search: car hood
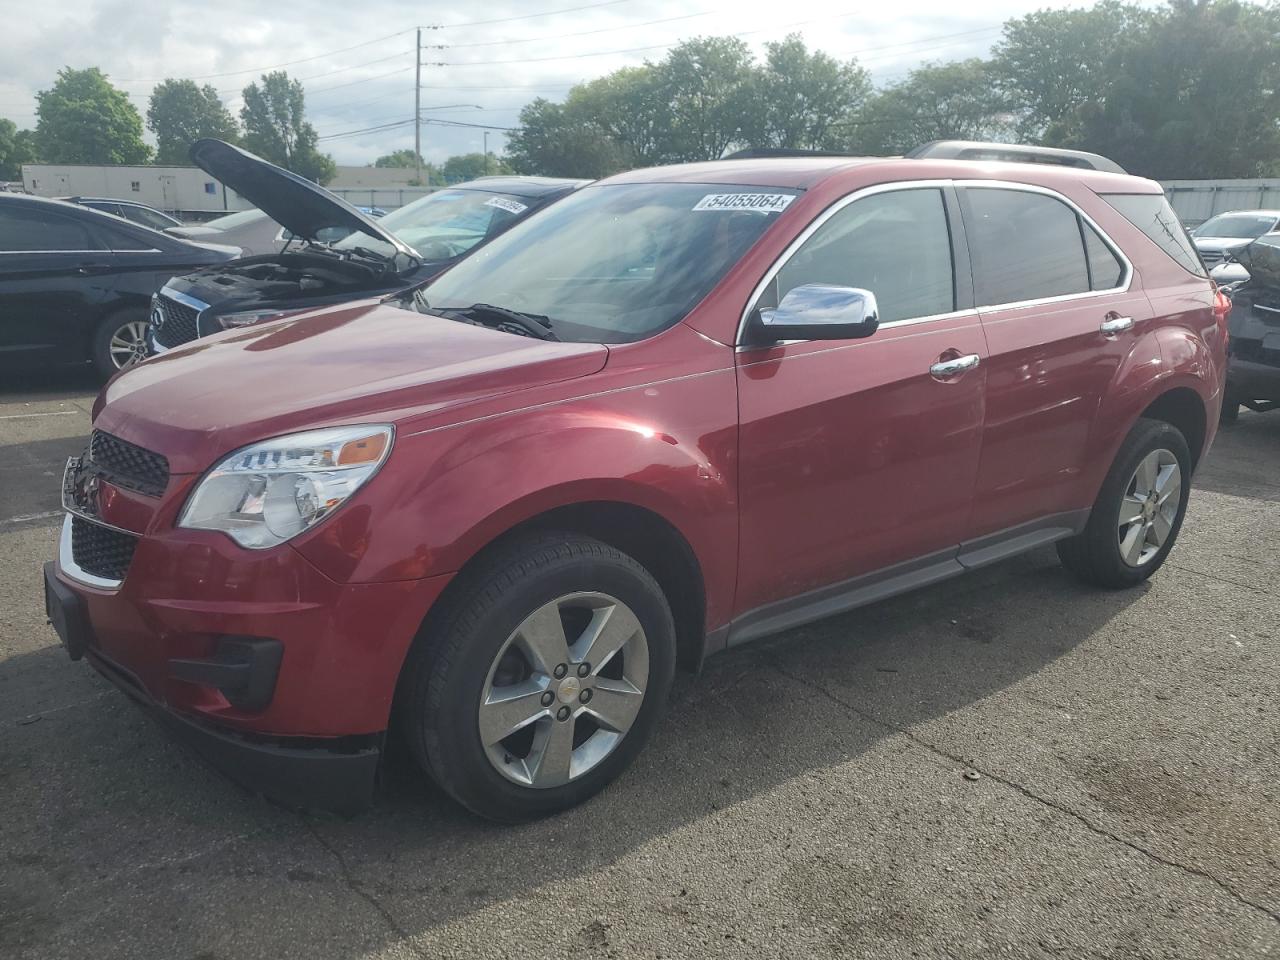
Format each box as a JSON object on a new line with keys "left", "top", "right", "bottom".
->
{"left": 95, "top": 301, "right": 608, "bottom": 474}
{"left": 189, "top": 139, "right": 415, "bottom": 258}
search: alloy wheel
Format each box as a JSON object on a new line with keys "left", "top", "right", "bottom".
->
{"left": 109, "top": 320, "right": 151, "bottom": 369}
{"left": 1117, "top": 448, "right": 1181, "bottom": 567}
{"left": 478, "top": 591, "right": 649, "bottom": 788}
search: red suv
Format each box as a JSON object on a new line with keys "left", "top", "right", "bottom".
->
{"left": 44, "top": 141, "right": 1228, "bottom": 821}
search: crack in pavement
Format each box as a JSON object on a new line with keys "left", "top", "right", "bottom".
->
{"left": 1165, "top": 561, "right": 1277, "bottom": 598}
{"left": 770, "top": 660, "right": 1280, "bottom": 927}
{"left": 302, "top": 818, "right": 430, "bottom": 958}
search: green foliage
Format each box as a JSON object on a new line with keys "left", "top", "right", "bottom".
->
{"left": 0, "top": 119, "right": 37, "bottom": 180}
{"left": 35, "top": 67, "right": 151, "bottom": 164}
{"left": 147, "top": 80, "right": 239, "bottom": 164}
{"left": 848, "top": 59, "right": 1015, "bottom": 155}
{"left": 440, "top": 152, "right": 511, "bottom": 182}
{"left": 373, "top": 149, "right": 425, "bottom": 168}
{"left": 744, "top": 34, "right": 871, "bottom": 150}
{"left": 992, "top": 2, "right": 1152, "bottom": 140}
{"left": 508, "top": 35, "right": 866, "bottom": 175}
{"left": 1046, "top": 0, "right": 1280, "bottom": 178}
{"left": 239, "top": 71, "right": 336, "bottom": 184}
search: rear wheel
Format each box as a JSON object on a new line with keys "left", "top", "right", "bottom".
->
{"left": 92, "top": 308, "right": 150, "bottom": 379}
{"left": 398, "top": 533, "right": 676, "bottom": 822}
{"left": 1057, "top": 418, "right": 1192, "bottom": 589}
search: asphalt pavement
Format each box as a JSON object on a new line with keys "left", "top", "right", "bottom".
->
{"left": 1, "top": 366, "right": 1277, "bottom": 960}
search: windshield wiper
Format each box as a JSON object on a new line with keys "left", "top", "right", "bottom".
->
{"left": 435, "top": 302, "right": 559, "bottom": 341}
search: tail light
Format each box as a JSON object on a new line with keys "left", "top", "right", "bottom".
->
{"left": 1212, "top": 284, "right": 1232, "bottom": 337}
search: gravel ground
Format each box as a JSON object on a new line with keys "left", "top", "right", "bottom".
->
{"left": 1, "top": 367, "right": 1277, "bottom": 960}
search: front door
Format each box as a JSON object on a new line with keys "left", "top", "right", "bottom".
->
{"left": 734, "top": 184, "right": 987, "bottom": 627}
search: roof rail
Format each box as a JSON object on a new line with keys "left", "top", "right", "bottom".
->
{"left": 721, "top": 147, "right": 857, "bottom": 160}
{"left": 906, "top": 140, "right": 1126, "bottom": 175}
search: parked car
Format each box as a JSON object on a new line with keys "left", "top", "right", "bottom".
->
{"left": 165, "top": 208, "right": 286, "bottom": 257}
{"left": 45, "top": 142, "right": 1227, "bottom": 821}
{"left": 58, "top": 197, "right": 184, "bottom": 231}
{"left": 148, "top": 139, "right": 586, "bottom": 353}
{"left": 1190, "top": 209, "right": 1280, "bottom": 267}
{"left": 0, "top": 194, "right": 238, "bottom": 378}
{"left": 1214, "top": 232, "right": 1280, "bottom": 419}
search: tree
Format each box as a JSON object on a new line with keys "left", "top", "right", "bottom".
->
{"left": 505, "top": 98, "right": 628, "bottom": 178}
{"left": 147, "top": 79, "right": 238, "bottom": 164}
{"left": 743, "top": 35, "right": 870, "bottom": 150}
{"left": 373, "top": 149, "right": 424, "bottom": 168}
{"left": 658, "top": 37, "right": 757, "bottom": 161}
{"left": 1054, "top": 0, "right": 1280, "bottom": 178}
{"left": 846, "top": 59, "right": 1015, "bottom": 155}
{"left": 34, "top": 67, "right": 150, "bottom": 164}
{"left": 239, "top": 71, "right": 335, "bottom": 184}
{"left": 0, "top": 119, "right": 37, "bottom": 180}
{"left": 992, "top": 2, "right": 1152, "bottom": 141}
{"left": 440, "top": 152, "right": 510, "bottom": 182}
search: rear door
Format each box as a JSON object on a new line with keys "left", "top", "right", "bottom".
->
{"left": 734, "top": 183, "right": 988, "bottom": 622}
{"left": 958, "top": 183, "right": 1152, "bottom": 540}
{"left": 0, "top": 203, "right": 116, "bottom": 363}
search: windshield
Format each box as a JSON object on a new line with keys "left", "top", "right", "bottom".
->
{"left": 1192, "top": 213, "right": 1279, "bottom": 239}
{"left": 202, "top": 208, "right": 268, "bottom": 230}
{"left": 420, "top": 182, "right": 797, "bottom": 343}
{"left": 335, "top": 189, "right": 535, "bottom": 260}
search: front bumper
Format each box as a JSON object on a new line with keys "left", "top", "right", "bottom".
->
{"left": 48, "top": 505, "right": 451, "bottom": 811}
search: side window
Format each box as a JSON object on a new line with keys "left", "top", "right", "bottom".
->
{"left": 1101, "top": 193, "right": 1207, "bottom": 278}
{"left": 964, "top": 188, "right": 1090, "bottom": 305}
{"left": 1082, "top": 221, "right": 1124, "bottom": 290}
{"left": 136, "top": 209, "right": 176, "bottom": 231}
{"left": 97, "top": 223, "right": 155, "bottom": 251}
{"left": 0, "top": 206, "right": 99, "bottom": 252}
{"left": 771, "top": 188, "right": 955, "bottom": 323}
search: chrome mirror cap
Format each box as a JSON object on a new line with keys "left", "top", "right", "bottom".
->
{"left": 757, "top": 283, "right": 880, "bottom": 342}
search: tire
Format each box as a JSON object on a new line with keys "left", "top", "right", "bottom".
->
{"left": 398, "top": 533, "right": 676, "bottom": 822}
{"left": 1056, "top": 417, "right": 1192, "bottom": 589}
{"left": 92, "top": 308, "right": 150, "bottom": 380}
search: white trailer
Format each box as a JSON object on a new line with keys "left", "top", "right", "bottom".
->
{"left": 19, "top": 163, "right": 252, "bottom": 218}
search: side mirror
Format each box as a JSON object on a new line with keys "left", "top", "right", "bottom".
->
{"left": 755, "top": 284, "right": 880, "bottom": 343}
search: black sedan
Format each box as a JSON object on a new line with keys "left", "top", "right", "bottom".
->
{"left": 0, "top": 194, "right": 237, "bottom": 379}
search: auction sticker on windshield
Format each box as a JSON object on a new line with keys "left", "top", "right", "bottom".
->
{"left": 484, "top": 196, "right": 529, "bottom": 215}
{"left": 693, "top": 193, "right": 796, "bottom": 213}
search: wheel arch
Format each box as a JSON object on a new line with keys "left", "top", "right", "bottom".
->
{"left": 1140, "top": 386, "right": 1207, "bottom": 470}
{"left": 409, "top": 498, "right": 711, "bottom": 678}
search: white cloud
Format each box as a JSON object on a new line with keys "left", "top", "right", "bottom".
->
{"left": 0, "top": 0, "right": 1159, "bottom": 165}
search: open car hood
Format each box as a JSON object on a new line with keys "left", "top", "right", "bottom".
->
{"left": 189, "top": 139, "right": 416, "bottom": 259}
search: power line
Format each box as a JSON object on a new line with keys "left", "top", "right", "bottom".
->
{"left": 446, "top": 10, "right": 714, "bottom": 48}
{"left": 439, "top": 0, "right": 637, "bottom": 28}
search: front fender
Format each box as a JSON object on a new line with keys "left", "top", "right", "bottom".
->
{"left": 291, "top": 367, "right": 740, "bottom": 629}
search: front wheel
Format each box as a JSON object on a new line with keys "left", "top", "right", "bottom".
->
{"left": 92, "top": 308, "right": 150, "bottom": 379}
{"left": 1057, "top": 417, "right": 1192, "bottom": 589}
{"left": 398, "top": 533, "right": 676, "bottom": 822}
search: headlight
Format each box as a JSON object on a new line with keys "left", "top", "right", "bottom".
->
{"left": 216, "top": 310, "right": 289, "bottom": 329}
{"left": 179, "top": 425, "right": 393, "bottom": 549}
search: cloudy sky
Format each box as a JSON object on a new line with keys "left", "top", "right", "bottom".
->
{"left": 0, "top": 0, "right": 1147, "bottom": 166}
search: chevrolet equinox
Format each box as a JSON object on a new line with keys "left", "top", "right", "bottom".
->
{"left": 45, "top": 141, "right": 1229, "bottom": 821}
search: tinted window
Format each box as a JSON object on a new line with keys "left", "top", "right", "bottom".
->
{"left": 1083, "top": 222, "right": 1124, "bottom": 290}
{"left": 772, "top": 188, "right": 955, "bottom": 323}
{"left": 1103, "top": 193, "right": 1207, "bottom": 278}
{"left": 98, "top": 223, "right": 156, "bottom": 251}
{"left": 965, "top": 188, "right": 1090, "bottom": 305}
{"left": 0, "top": 205, "right": 99, "bottom": 251}
{"left": 124, "top": 206, "right": 176, "bottom": 230}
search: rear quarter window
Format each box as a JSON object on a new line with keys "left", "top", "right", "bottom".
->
{"left": 1101, "top": 193, "right": 1207, "bottom": 278}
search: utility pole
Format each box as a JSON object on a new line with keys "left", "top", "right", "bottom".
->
{"left": 483, "top": 130, "right": 490, "bottom": 169}
{"left": 414, "top": 28, "right": 422, "bottom": 187}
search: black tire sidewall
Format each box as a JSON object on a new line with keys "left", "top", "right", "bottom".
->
{"left": 418, "top": 544, "right": 676, "bottom": 821}
{"left": 92, "top": 308, "right": 147, "bottom": 380}
{"left": 1082, "top": 419, "right": 1193, "bottom": 587}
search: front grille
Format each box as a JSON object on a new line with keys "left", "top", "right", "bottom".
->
{"left": 153, "top": 294, "right": 201, "bottom": 348}
{"left": 89, "top": 430, "right": 169, "bottom": 497}
{"left": 70, "top": 516, "right": 137, "bottom": 582}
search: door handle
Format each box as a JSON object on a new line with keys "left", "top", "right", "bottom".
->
{"left": 929, "top": 353, "right": 981, "bottom": 379}
{"left": 77, "top": 263, "right": 112, "bottom": 275}
{"left": 1100, "top": 315, "right": 1134, "bottom": 335}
